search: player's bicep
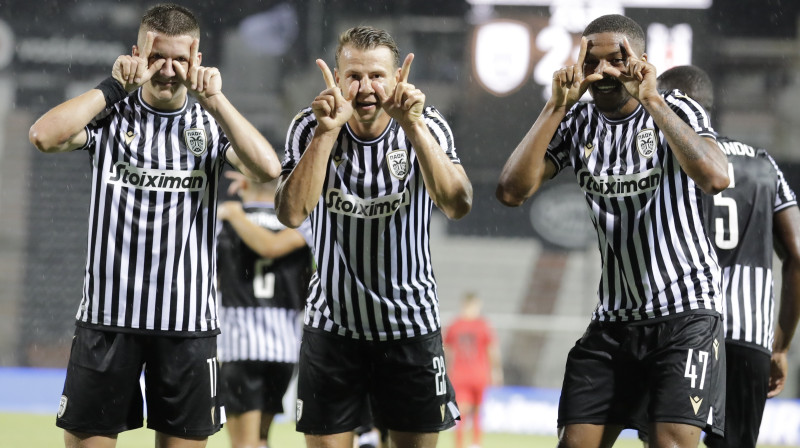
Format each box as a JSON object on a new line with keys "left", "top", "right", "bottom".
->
{"left": 774, "top": 205, "right": 800, "bottom": 261}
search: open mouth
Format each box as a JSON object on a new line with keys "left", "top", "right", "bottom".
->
{"left": 593, "top": 81, "right": 620, "bottom": 94}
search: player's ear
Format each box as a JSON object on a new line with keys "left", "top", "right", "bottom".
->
{"left": 334, "top": 68, "right": 339, "bottom": 85}
{"left": 132, "top": 45, "right": 139, "bottom": 57}
{"left": 197, "top": 52, "right": 202, "bottom": 65}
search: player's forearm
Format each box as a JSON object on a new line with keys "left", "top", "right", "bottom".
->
{"left": 275, "top": 132, "right": 337, "bottom": 228}
{"left": 404, "top": 121, "right": 472, "bottom": 220}
{"left": 640, "top": 95, "right": 729, "bottom": 194}
{"left": 225, "top": 213, "right": 301, "bottom": 259}
{"left": 29, "top": 89, "right": 106, "bottom": 153}
{"left": 496, "top": 102, "right": 564, "bottom": 206}
{"left": 201, "top": 93, "right": 281, "bottom": 182}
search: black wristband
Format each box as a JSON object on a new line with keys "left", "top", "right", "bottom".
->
{"left": 95, "top": 76, "right": 128, "bottom": 107}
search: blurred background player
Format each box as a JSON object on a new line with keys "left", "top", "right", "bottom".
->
{"left": 216, "top": 171, "right": 313, "bottom": 448}
{"left": 444, "top": 292, "right": 503, "bottom": 448}
{"left": 28, "top": 4, "right": 280, "bottom": 447}
{"left": 658, "top": 65, "right": 800, "bottom": 448}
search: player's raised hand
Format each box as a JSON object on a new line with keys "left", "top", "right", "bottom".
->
{"left": 374, "top": 54, "right": 425, "bottom": 127}
{"left": 600, "top": 37, "right": 657, "bottom": 103}
{"left": 174, "top": 39, "right": 222, "bottom": 101}
{"left": 550, "top": 37, "right": 602, "bottom": 110}
{"left": 112, "top": 31, "right": 165, "bottom": 92}
{"left": 311, "top": 59, "right": 356, "bottom": 133}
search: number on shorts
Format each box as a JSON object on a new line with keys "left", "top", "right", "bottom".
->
{"left": 207, "top": 357, "right": 218, "bottom": 398}
{"left": 683, "top": 349, "right": 709, "bottom": 390}
{"left": 433, "top": 356, "right": 446, "bottom": 396}
{"left": 253, "top": 258, "right": 275, "bottom": 299}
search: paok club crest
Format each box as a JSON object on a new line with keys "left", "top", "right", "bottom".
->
{"left": 184, "top": 128, "right": 207, "bottom": 156}
{"left": 635, "top": 128, "right": 656, "bottom": 158}
{"left": 386, "top": 149, "right": 409, "bottom": 179}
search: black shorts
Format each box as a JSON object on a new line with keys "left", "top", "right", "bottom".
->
{"left": 220, "top": 360, "right": 295, "bottom": 415}
{"left": 295, "top": 328, "right": 460, "bottom": 435}
{"left": 56, "top": 326, "right": 223, "bottom": 437}
{"left": 705, "top": 343, "right": 770, "bottom": 448}
{"left": 558, "top": 313, "right": 725, "bottom": 436}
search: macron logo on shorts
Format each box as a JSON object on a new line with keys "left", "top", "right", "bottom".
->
{"left": 296, "top": 399, "right": 303, "bottom": 421}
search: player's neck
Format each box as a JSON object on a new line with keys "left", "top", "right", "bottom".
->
{"left": 598, "top": 97, "right": 640, "bottom": 121}
{"left": 347, "top": 114, "right": 392, "bottom": 141}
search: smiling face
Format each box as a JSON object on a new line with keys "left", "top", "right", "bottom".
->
{"left": 135, "top": 30, "right": 198, "bottom": 110}
{"left": 335, "top": 44, "right": 398, "bottom": 137}
{"left": 583, "top": 31, "right": 642, "bottom": 118}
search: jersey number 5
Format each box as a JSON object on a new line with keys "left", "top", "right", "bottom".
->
{"left": 713, "top": 163, "right": 738, "bottom": 249}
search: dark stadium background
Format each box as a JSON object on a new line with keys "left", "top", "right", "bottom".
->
{"left": 1, "top": 0, "right": 800, "bottom": 396}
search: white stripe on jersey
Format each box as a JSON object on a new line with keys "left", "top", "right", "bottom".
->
{"left": 283, "top": 107, "right": 460, "bottom": 341}
{"left": 721, "top": 265, "right": 774, "bottom": 350}
{"left": 76, "top": 90, "right": 228, "bottom": 334}
{"left": 217, "top": 307, "right": 302, "bottom": 362}
{"left": 547, "top": 91, "right": 722, "bottom": 321}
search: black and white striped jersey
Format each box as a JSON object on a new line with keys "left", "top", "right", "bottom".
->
{"left": 704, "top": 137, "right": 797, "bottom": 353}
{"left": 546, "top": 90, "right": 723, "bottom": 322}
{"left": 282, "top": 106, "right": 460, "bottom": 341}
{"left": 75, "top": 89, "right": 229, "bottom": 335}
{"left": 216, "top": 202, "right": 313, "bottom": 362}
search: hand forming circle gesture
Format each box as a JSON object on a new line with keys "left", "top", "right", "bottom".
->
{"left": 373, "top": 54, "right": 424, "bottom": 128}
{"left": 599, "top": 37, "right": 658, "bottom": 103}
{"left": 550, "top": 37, "right": 603, "bottom": 110}
{"left": 173, "top": 38, "right": 222, "bottom": 101}
{"left": 311, "top": 59, "right": 357, "bottom": 133}
{"left": 112, "top": 31, "right": 165, "bottom": 92}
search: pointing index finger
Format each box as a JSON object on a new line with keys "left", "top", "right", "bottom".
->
{"left": 142, "top": 31, "right": 155, "bottom": 60}
{"left": 622, "top": 36, "right": 638, "bottom": 61}
{"left": 575, "top": 37, "right": 588, "bottom": 77}
{"left": 316, "top": 59, "right": 336, "bottom": 89}
{"left": 399, "top": 53, "right": 414, "bottom": 83}
{"left": 190, "top": 38, "right": 199, "bottom": 68}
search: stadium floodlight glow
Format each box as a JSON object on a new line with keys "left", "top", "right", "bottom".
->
{"left": 466, "top": 0, "right": 711, "bottom": 8}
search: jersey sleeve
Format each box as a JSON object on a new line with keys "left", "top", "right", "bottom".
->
{"left": 281, "top": 108, "right": 317, "bottom": 176}
{"left": 80, "top": 107, "right": 117, "bottom": 152}
{"left": 423, "top": 106, "right": 460, "bottom": 164}
{"left": 545, "top": 114, "right": 573, "bottom": 176}
{"left": 663, "top": 89, "right": 716, "bottom": 139}
{"left": 766, "top": 152, "right": 798, "bottom": 212}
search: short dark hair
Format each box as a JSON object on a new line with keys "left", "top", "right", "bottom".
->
{"left": 583, "top": 14, "right": 646, "bottom": 55}
{"left": 140, "top": 3, "right": 200, "bottom": 39}
{"left": 657, "top": 65, "right": 715, "bottom": 112}
{"left": 336, "top": 26, "right": 400, "bottom": 69}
